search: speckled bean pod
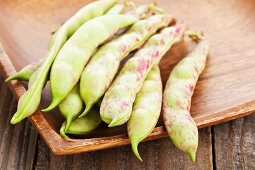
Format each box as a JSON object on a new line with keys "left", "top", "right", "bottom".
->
{"left": 43, "top": 14, "right": 138, "bottom": 112}
{"left": 5, "top": 3, "right": 156, "bottom": 84}
{"left": 128, "top": 65, "right": 162, "bottom": 161}
{"left": 100, "top": 24, "right": 186, "bottom": 127}
{"left": 60, "top": 106, "right": 102, "bottom": 139}
{"left": 163, "top": 40, "right": 209, "bottom": 162}
{"left": 59, "top": 83, "right": 84, "bottom": 132}
{"left": 10, "top": 0, "right": 118, "bottom": 124}
{"left": 79, "top": 15, "right": 172, "bottom": 117}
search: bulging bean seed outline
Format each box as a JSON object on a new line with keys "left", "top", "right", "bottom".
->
{"left": 163, "top": 40, "right": 209, "bottom": 162}
{"left": 79, "top": 15, "right": 172, "bottom": 117}
{"left": 100, "top": 24, "right": 186, "bottom": 127}
{"left": 128, "top": 65, "right": 162, "bottom": 161}
{"left": 10, "top": 0, "right": 118, "bottom": 124}
{"left": 43, "top": 14, "right": 138, "bottom": 112}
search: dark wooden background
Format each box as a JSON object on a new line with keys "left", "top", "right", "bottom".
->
{"left": 0, "top": 76, "right": 254, "bottom": 169}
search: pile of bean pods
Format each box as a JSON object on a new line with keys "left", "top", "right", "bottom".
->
{"left": 6, "top": 0, "right": 209, "bottom": 162}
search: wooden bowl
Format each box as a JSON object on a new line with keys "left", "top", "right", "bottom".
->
{"left": 0, "top": 0, "right": 255, "bottom": 155}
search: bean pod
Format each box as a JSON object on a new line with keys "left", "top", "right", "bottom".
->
{"left": 163, "top": 40, "right": 209, "bottom": 162}
{"left": 8, "top": 3, "right": 160, "bottom": 84}
{"left": 10, "top": 0, "right": 118, "bottom": 124}
{"left": 128, "top": 65, "right": 162, "bottom": 161}
{"left": 6, "top": 0, "right": 124, "bottom": 83}
{"left": 80, "top": 15, "right": 172, "bottom": 117}
{"left": 43, "top": 14, "right": 138, "bottom": 112}
{"left": 60, "top": 106, "right": 102, "bottom": 139}
{"left": 5, "top": 3, "right": 157, "bottom": 83}
{"left": 5, "top": 59, "right": 43, "bottom": 82}
{"left": 106, "top": 2, "right": 125, "bottom": 14}
{"left": 100, "top": 24, "right": 186, "bottom": 127}
{"left": 59, "top": 83, "right": 84, "bottom": 132}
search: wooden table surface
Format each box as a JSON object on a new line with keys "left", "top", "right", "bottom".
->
{"left": 0, "top": 76, "right": 254, "bottom": 170}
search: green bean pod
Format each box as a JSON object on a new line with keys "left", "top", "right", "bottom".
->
{"left": 100, "top": 24, "right": 186, "bottom": 127}
{"left": 163, "top": 40, "right": 209, "bottom": 162}
{"left": 58, "top": 3, "right": 124, "bottom": 130}
{"left": 60, "top": 106, "right": 102, "bottom": 139}
{"left": 59, "top": 83, "right": 83, "bottom": 132}
{"left": 6, "top": 1, "right": 123, "bottom": 83}
{"left": 79, "top": 15, "right": 172, "bottom": 117}
{"left": 5, "top": 3, "right": 156, "bottom": 84}
{"left": 106, "top": 3, "right": 125, "bottom": 14}
{"left": 6, "top": 3, "right": 151, "bottom": 84}
{"left": 128, "top": 65, "right": 162, "bottom": 161}
{"left": 10, "top": 0, "right": 118, "bottom": 124}
{"left": 5, "top": 59, "right": 43, "bottom": 82}
{"left": 43, "top": 15, "right": 138, "bottom": 112}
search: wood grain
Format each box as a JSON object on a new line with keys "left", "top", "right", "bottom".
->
{"left": 35, "top": 128, "right": 213, "bottom": 170}
{"left": 0, "top": 0, "right": 255, "bottom": 155}
{"left": 213, "top": 114, "right": 255, "bottom": 170}
{"left": 0, "top": 77, "right": 38, "bottom": 170}
{"left": 0, "top": 74, "right": 253, "bottom": 169}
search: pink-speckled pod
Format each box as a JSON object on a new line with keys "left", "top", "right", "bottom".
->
{"left": 128, "top": 65, "right": 162, "bottom": 161}
{"left": 163, "top": 40, "right": 209, "bottom": 162}
{"left": 80, "top": 15, "right": 172, "bottom": 117}
{"left": 100, "top": 24, "right": 186, "bottom": 127}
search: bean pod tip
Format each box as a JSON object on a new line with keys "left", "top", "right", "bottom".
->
{"left": 64, "top": 117, "right": 73, "bottom": 133}
{"left": 10, "top": 114, "right": 20, "bottom": 124}
{"left": 78, "top": 104, "right": 92, "bottom": 118}
{"left": 108, "top": 118, "right": 121, "bottom": 127}
{"left": 60, "top": 122, "right": 70, "bottom": 139}
{"left": 42, "top": 98, "right": 61, "bottom": 112}
{"left": 5, "top": 76, "right": 15, "bottom": 82}
{"left": 188, "top": 150, "right": 196, "bottom": 163}
{"left": 131, "top": 138, "right": 143, "bottom": 162}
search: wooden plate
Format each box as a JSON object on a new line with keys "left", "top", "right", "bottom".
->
{"left": 0, "top": 0, "right": 255, "bottom": 155}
